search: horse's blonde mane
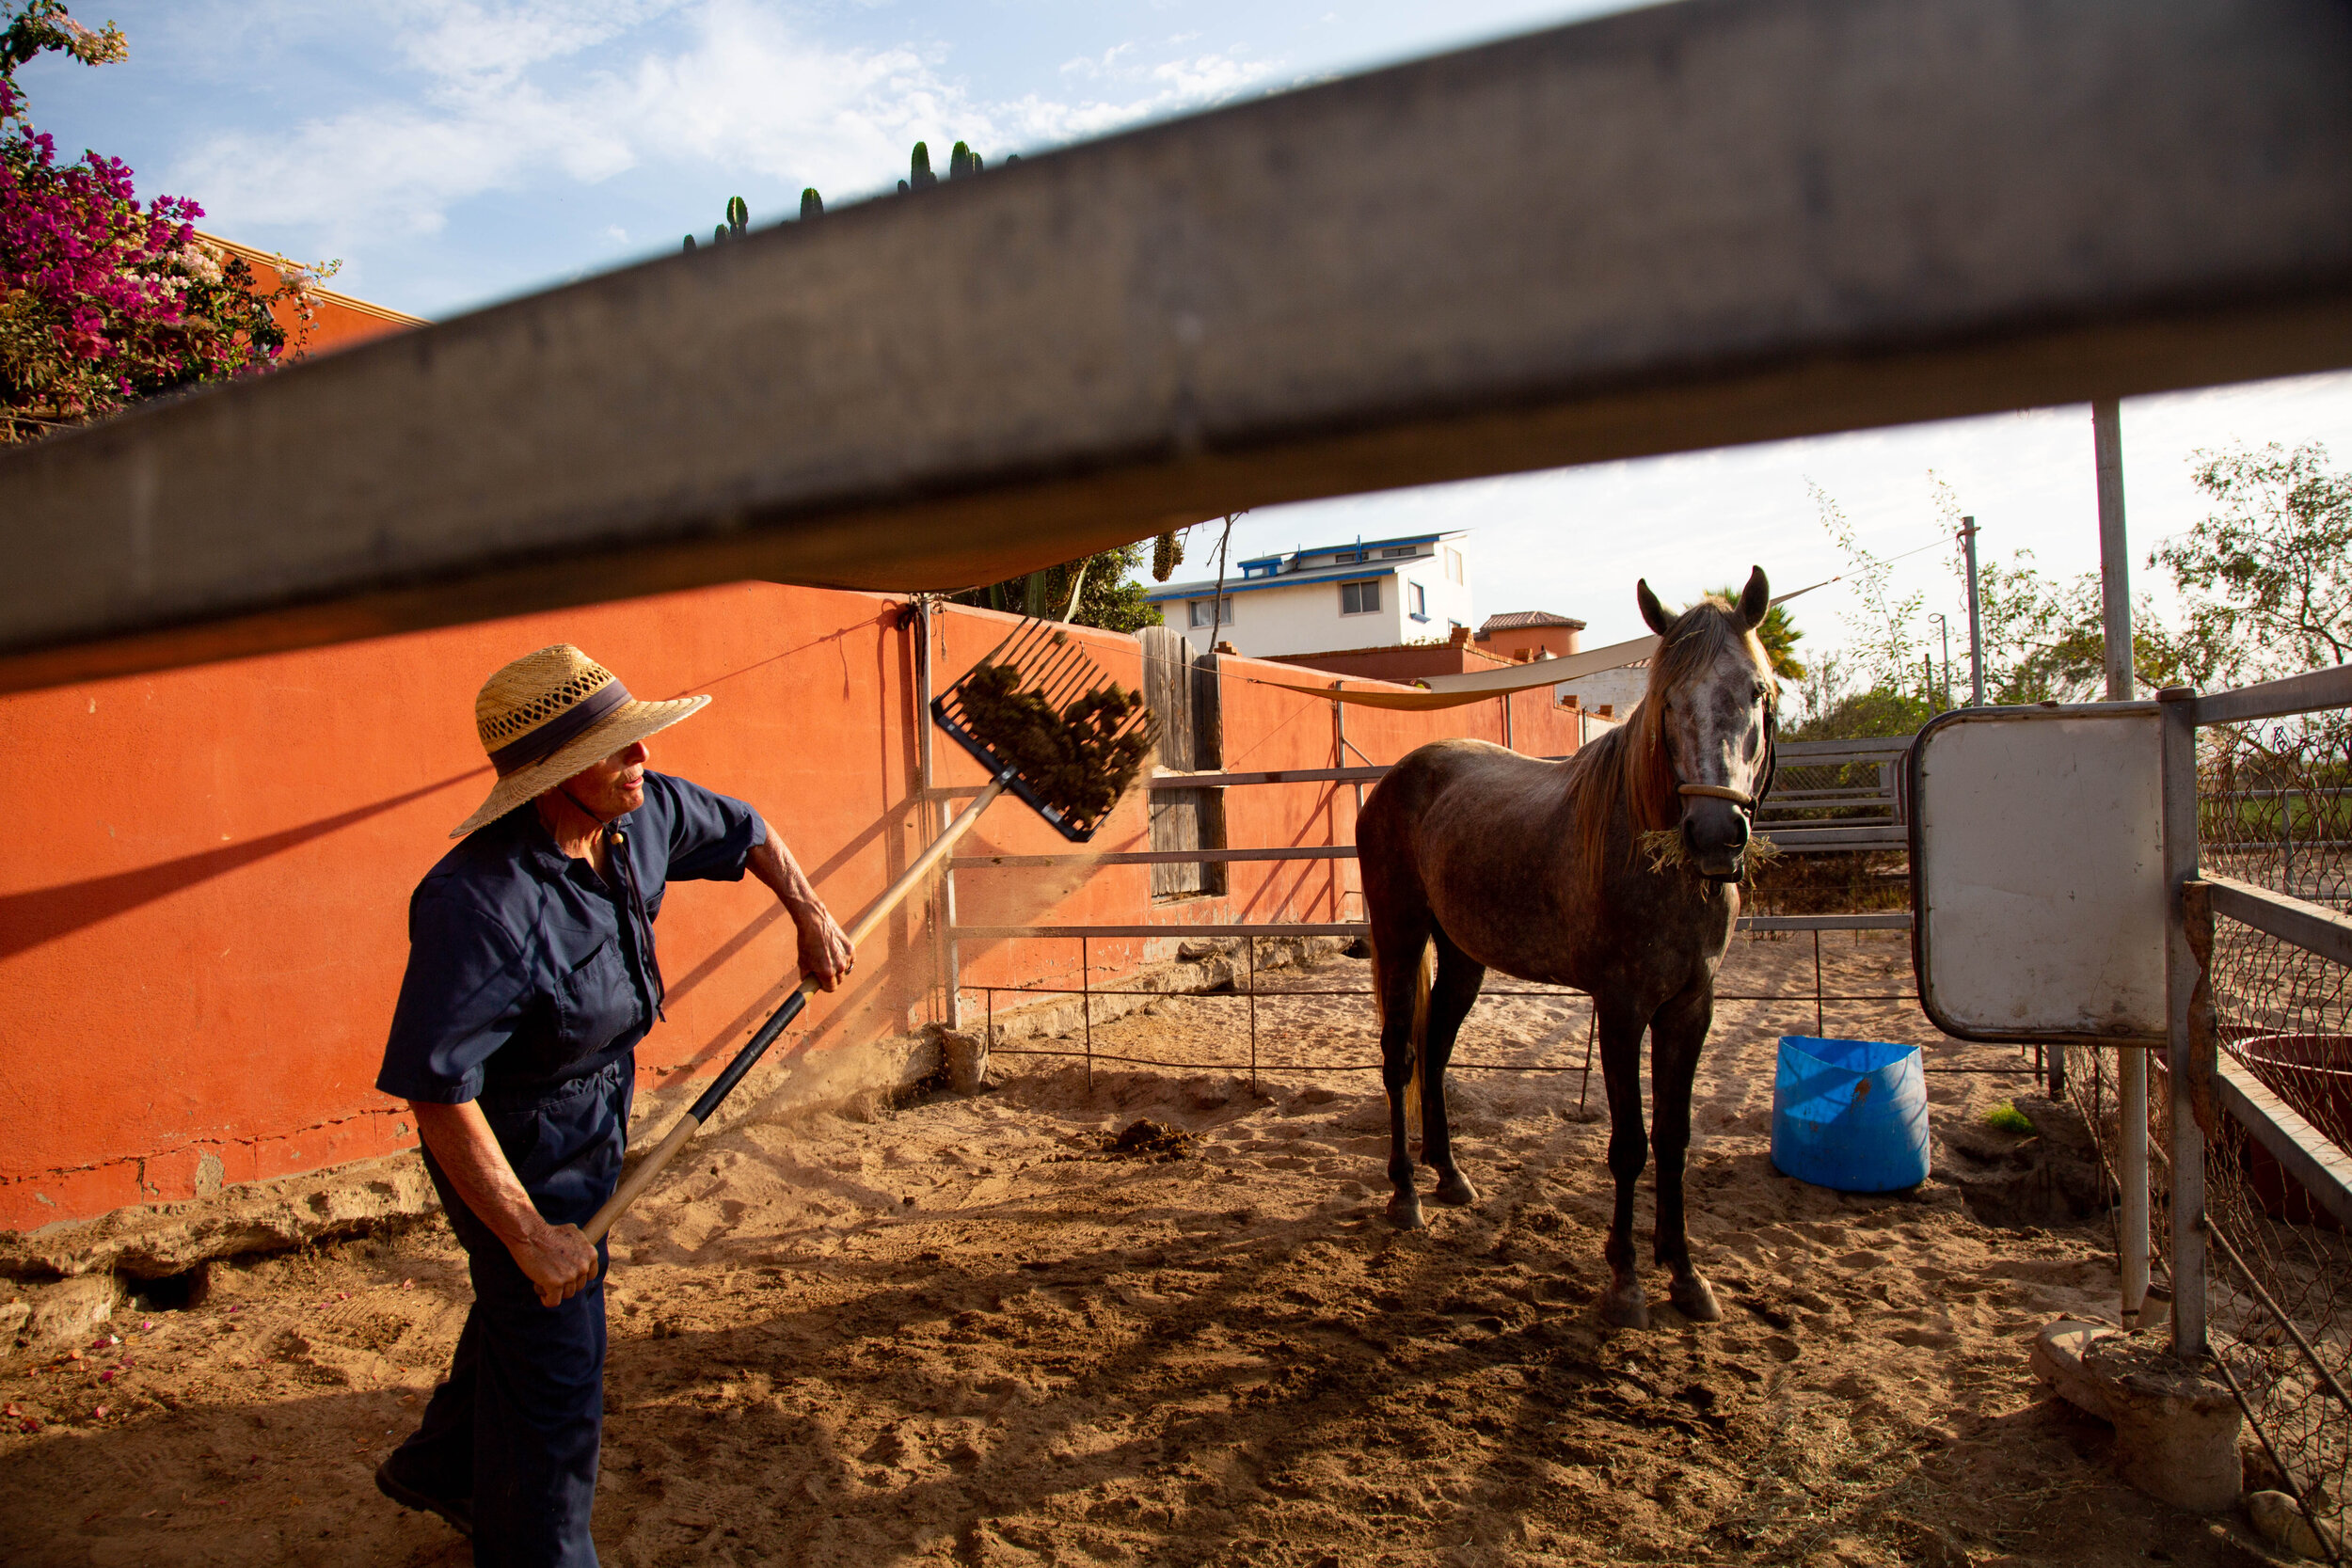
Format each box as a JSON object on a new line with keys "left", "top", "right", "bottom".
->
{"left": 1562, "top": 594, "right": 1775, "bottom": 900}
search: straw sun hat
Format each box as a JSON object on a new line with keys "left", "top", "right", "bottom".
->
{"left": 452, "top": 644, "right": 709, "bottom": 838}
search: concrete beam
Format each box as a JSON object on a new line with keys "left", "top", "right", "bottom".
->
{"left": 4, "top": 0, "right": 2350, "bottom": 690}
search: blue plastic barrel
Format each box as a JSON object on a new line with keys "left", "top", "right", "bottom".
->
{"left": 1771, "top": 1036, "right": 1931, "bottom": 1193}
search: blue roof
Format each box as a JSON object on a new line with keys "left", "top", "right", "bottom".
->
{"left": 1235, "top": 530, "right": 1458, "bottom": 569}
{"left": 1143, "top": 560, "right": 1401, "bottom": 603}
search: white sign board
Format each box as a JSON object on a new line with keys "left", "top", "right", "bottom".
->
{"left": 1912, "top": 705, "right": 2167, "bottom": 1042}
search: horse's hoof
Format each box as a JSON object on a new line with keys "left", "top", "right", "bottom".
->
{"left": 1599, "top": 1285, "right": 1650, "bottom": 1330}
{"left": 1669, "top": 1274, "right": 1722, "bottom": 1323}
{"left": 1431, "top": 1171, "right": 1480, "bottom": 1207}
{"left": 1387, "top": 1194, "right": 1425, "bottom": 1230}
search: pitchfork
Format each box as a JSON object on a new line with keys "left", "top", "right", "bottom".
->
{"left": 582, "top": 617, "right": 1155, "bottom": 1241}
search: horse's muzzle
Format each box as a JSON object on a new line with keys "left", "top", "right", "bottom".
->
{"left": 1681, "top": 797, "right": 1751, "bottom": 881}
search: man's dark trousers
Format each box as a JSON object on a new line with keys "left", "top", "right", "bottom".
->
{"left": 388, "top": 1059, "right": 631, "bottom": 1567}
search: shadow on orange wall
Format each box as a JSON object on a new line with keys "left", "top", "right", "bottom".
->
{"left": 0, "top": 768, "right": 485, "bottom": 961}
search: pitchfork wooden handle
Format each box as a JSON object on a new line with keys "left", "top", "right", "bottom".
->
{"left": 580, "top": 773, "right": 1009, "bottom": 1243}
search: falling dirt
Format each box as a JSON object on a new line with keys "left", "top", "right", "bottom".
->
{"left": 0, "top": 933, "right": 2287, "bottom": 1565}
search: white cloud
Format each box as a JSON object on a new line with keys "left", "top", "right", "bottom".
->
{"left": 166, "top": 1, "right": 1279, "bottom": 250}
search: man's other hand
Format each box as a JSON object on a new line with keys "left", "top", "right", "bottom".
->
{"left": 512, "top": 1222, "right": 599, "bottom": 1307}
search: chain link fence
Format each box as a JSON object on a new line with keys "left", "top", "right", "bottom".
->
{"left": 2065, "top": 704, "right": 2352, "bottom": 1552}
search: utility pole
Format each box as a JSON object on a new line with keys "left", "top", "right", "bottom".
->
{"left": 1960, "top": 515, "right": 1984, "bottom": 706}
{"left": 2094, "top": 398, "right": 2133, "bottom": 700}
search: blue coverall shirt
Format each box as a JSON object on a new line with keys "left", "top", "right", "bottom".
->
{"left": 377, "top": 769, "right": 766, "bottom": 1108}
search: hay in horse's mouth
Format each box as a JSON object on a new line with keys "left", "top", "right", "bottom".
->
{"left": 1638, "top": 828, "right": 1781, "bottom": 880}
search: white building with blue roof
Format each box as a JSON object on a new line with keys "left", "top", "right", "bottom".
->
{"left": 1142, "top": 531, "right": 1472, "bottom": 657}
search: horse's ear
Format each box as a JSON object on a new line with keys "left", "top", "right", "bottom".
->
{"left": 1636, "top": 578, "right": 1674, "bottom": 637}
{"left": 1738, "top": 566, "right": 1770, "bottom": 630}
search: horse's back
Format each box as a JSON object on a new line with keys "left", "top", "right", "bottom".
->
{"left": 1359, "top": 740, "right": 1574, "bottom": 950}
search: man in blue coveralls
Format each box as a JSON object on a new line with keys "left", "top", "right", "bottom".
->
{"left": 373, "top": 643, "right": 852, "bottom": 1565}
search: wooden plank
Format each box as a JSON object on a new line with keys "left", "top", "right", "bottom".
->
{"left": 4, "top": 0, "right": 2352, "bottom": 690}
{"left": 1140, "top": 625, "right": 1210, "bottom": 898}
{"left": 2215, "top": 1055, "right": 2352, "bottom": 1232}
{"left": 2191, "top": 664, "right": 2352, "bottom": 728}
{"left": 2203, "top": 871, "right": 2352, "bottom": 970}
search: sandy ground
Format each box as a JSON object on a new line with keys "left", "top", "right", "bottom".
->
{"left": 0, "top": 931, "right": 2292, "bottom": 1566}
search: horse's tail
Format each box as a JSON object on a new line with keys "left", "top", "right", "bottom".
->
{"left": 1371, "top": 934, "right": 1436, "bottom": 1135}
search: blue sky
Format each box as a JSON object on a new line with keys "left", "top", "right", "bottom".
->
{"left": 15, "top": 0, "right": 1625, "bottom": 315}
{"left": 16, "top": 1, "right": 2352, "bottom": 671}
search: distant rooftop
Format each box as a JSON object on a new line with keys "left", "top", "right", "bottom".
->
{"left": 1148, "top": 528, "right": 1470, "bottom": 602}
{"left": 1235, "top": 530, "right": 1464, "bottom": 570}
{"left": 1478, "top": 610, "right": 1587, "bottom": 633}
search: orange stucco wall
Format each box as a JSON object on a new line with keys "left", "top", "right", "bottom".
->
{"left": 0, "top": 589, "right": 1576, "bottom": 1233}
{"left": 200, "top": 231, "right": 427, "bottom": 358}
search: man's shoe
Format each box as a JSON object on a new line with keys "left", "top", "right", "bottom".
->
{"left": 375, "top": 1456, "right": 473, "bottom": 1538}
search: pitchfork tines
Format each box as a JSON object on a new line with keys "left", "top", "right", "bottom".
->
{"left": 931, "top": 618, "right": 1159, "bottom": 843}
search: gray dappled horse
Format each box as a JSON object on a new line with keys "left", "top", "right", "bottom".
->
{"left": 1357, "top": 570, "right": 1778, "bottom": 1328}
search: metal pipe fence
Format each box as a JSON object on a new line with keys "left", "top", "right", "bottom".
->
{"left": 960, "top": 912, "right": 2037, "bottom": 1099}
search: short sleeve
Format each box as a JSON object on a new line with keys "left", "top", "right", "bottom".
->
{"left": 376, "top": 893, "right": 533, "bottom": 1103}
{"left": 648, "top": 771, "right": 765, "bottom": 883}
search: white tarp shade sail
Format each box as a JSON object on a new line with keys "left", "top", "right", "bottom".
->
{"left": 1255, "top": 634, "right": 1659, "bottom": 711}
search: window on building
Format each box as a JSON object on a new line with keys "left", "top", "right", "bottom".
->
{"left": 1408, "top": 581, "right": 1428, "bottom": 620}
{"left": 1188, "top": 596, "right": 1235, "bottom": 628}
{"left": 1444, "top": 546, "right": 1464, "bottom": 584}
{"left": 1383, "top": 546, "right": 1418, "bottom": 559}
{"left": 1340, "top": 578, "right": 1381, "bottom": 616}
{"left": 1332, "top": 550, "right": 1364, "bottom": 565}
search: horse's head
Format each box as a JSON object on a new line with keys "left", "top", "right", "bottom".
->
{"left": 1635, "top": 567, "right": 1777, "bottom": 882}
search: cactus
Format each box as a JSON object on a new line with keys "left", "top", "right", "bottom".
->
{"left": 726, "top": 196, "right": 748, "bottom": 236}
{"left": 909, "top": 140, "right": 936, "bottom": 189}
{"left": 682, "top": 233, "right": 696, "bottom": 252}
{"left": 948, "top": 140, "right": 976, "bottom": 179}
{"left": 800, "top": 187, "right": 823, "bottom": 219}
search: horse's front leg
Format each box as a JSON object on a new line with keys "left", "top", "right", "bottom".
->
{"left": 1650, "top": 981, "right": 1722, "bottom": 1323}
{"left": 1594, "top": 999, "right": 1651, "bottom": 1328}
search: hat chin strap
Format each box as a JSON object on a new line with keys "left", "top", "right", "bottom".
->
{"left": 556, "top": 784, "right": 611, "bottom": 830}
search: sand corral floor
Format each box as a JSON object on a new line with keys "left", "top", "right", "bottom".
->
{"left": 0, "top": 932, "right": 2286, "bottom": 1566}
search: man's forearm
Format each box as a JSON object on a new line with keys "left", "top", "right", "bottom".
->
{"left": 747, "top": 812, "right": 854, "bottom": 990}
{"left": 412, "top": 1100, "right": 553, "bottom": 1250}
{"left": 748, "top": 816, "right": 824, "bottom": 917}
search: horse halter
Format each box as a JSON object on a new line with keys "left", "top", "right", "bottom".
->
{"left": 1669, "top": 706, "right": 1778, "bottom": 832}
